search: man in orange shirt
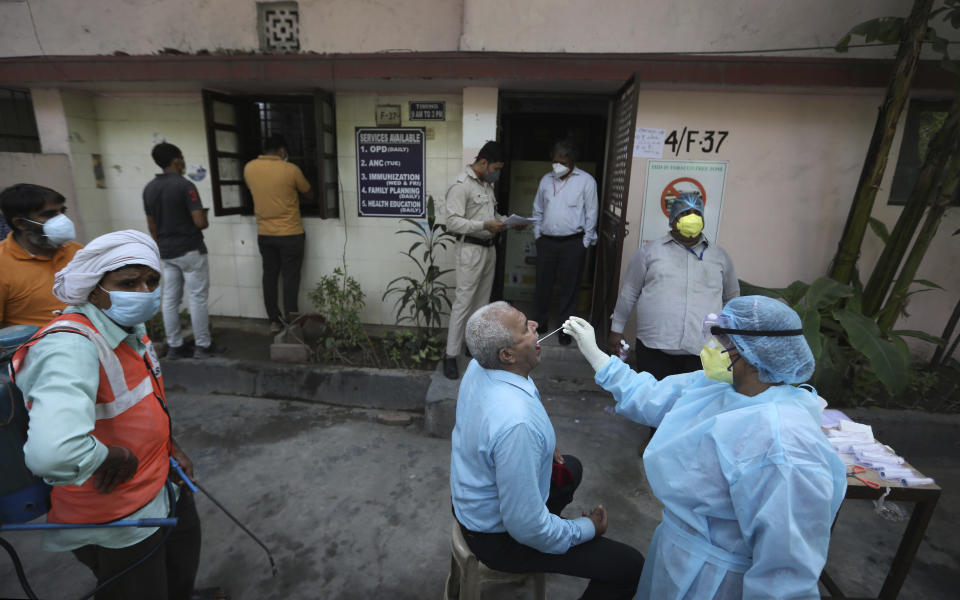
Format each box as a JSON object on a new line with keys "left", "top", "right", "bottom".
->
{"left": 0, "top": 184, "right": 82, "bottom": 327}
{"left": 243, "top": 134, "right": 312, "bottom": 332}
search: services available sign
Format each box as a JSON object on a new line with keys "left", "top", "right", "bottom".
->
{"left": 356, "top": 127, "right": 426, "bottom": 217}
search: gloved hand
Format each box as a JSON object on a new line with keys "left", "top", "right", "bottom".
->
{"left": 562, "top": 317, "right": 610, "bottom": 372}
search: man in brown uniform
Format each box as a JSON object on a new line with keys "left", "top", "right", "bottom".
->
{"left": 243, "top": 135, "right": 312, "bottom": 332}
{"left": 442, "top": 141, "right": 508, "bottom": 379}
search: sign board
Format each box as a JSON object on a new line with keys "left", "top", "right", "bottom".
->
{"left": 409, "top": 101, "right": 445, "bottom": 121}
{"left": 639, "top": 160, "right": 728, "bottom": 246}
{"left": 375, "top": 104, "right": 401, "bottom": 127}
{"left": 356, "top": 127, "right": 426, "bottom": 217}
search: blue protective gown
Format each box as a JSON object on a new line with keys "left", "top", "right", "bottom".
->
{"left": 595, "top": 357, "right": 847, "bottom": 600}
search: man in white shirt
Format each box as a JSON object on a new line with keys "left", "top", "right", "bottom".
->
{"left": 532, "top": 139, "right": 598, "bottom": 345}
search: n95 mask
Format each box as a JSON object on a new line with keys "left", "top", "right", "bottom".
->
{"left": 700, "top": 337, "right": 735, "bottom": 384}
{"left": 676, "top": 213, "right": 704, "bottom": 238}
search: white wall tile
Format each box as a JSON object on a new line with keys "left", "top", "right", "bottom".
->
{"left": 208, "top": 254, "right": 238, "bottom": 286}
{"left": 232, "top": 222, "right": 259, "bottom": 257}
{"left": 209, "top": 285, "right": 240, "bottom": 317}
{"left": 235, "top": 254, "right": 263, "bottom": 288}
{"left": 238, "top": 287, "right": 268, "bottom": 319}
{"left": 202, "top": 226, "right": 234, "bottom": 255}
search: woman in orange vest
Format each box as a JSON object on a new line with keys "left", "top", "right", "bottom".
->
{"left": 12, "top": 230, "right": 223, "bottom": 600}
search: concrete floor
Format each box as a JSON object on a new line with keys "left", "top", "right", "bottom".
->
{"left": 2, "top": 388, "right": 958, "bottom": 599}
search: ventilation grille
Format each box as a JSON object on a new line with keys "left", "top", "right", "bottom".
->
{"left": 258, "top": 2, "right": 300, "bottom": 52}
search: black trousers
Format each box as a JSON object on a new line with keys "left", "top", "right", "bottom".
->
{"left": 534, "top": 235, "right": 587, "bottom": 328}
{"left": 634, "top": 338, "right": 701, "bottom": 380}
{"left": 461, "top": 455, "right": 644, "bottom": 600}
{"left": 258, "top": 233, "right": 306, "bottom": 323}
{"left": 72, "top": 488, "right": 201, "bottom": 600}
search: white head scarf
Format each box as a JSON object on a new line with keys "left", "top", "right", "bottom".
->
{"left": 53, "top": 230, "right": 161, "bottom": 305}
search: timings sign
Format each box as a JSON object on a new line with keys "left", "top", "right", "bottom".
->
{"left": 356, "top": 127, "right": 426, "bottom": 217}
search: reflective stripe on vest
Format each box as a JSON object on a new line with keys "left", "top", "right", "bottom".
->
{"left": 21, "top": 319, "right": 158, "bottom": 420}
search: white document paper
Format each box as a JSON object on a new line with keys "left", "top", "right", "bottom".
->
{"left": 503, "top": 214, "right": 537, "bottom": 227}
{"left": 633, "top": 127, "right": 667, "bottom": 158}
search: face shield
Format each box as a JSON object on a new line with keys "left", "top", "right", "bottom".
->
{"left": 700, "top": 313, "right": 737, "bottom": 383}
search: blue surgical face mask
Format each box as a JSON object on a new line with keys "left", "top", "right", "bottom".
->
{"left": 98, "top": 285, "right": 161, "bottom": 327}
{"left": 25, "top": 214, "right": 76, "bottom": 247}
{"left": 483, "top": 169, "right": 500, "bottom": 184}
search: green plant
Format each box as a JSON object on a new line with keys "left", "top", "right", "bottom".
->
{"left": 382, "top": 196, "right": 455, "bottom": 360}
{"left": 383, "top": 329, "right": 445, "bottom": 368}
{"left": 145, "top": 309, "right": 191, "bottom": 343}
{"left": 308, "top": 267, "right": 367, "bottom": 362}
{"left": 146, "top": 313, "right": 165, "bottom": 342}
{"left": 740, "top": 276, "right": 945, "bottom": 400}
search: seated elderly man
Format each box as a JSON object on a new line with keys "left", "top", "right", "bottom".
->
{"left": 450, "top": 301, "right": 644, "bottom": 599}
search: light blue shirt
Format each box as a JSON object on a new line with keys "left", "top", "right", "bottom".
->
{"left": 450, "top": 360, "right": 595, "bottom": 554}
{"left": 532, "top": 167, "right": 598, "bottom": 247}
{"left": 18, "top": 302, "right": 171, "bottom": 551}
{"left": 595, "top": 357, "right": 846, "bottom": 600}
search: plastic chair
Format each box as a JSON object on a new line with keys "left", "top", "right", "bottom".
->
{"left": 444, "top": 520, "right": 546, "bottom": 600}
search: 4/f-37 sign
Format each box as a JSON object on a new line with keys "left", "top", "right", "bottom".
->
{"left": 356, "top": 127, "right": 426, "bottom": 217}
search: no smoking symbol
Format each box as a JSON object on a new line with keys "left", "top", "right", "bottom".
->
{"left": 660, "top": 177, "right": 706, "bottom": 218}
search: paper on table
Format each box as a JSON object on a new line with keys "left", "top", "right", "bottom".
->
{"left": 821, "top": 409, "right": 852, "bottom": 429}
{"left": 503, "top": 214, "right": 536, "bottom": 227}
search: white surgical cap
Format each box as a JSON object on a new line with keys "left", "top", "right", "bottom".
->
{"left": 53, "top": 230, "right": 161, "bottom": 305}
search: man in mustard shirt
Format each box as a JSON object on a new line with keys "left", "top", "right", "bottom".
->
{"left": 0, "top": 184, "right": 82, "bottom": 328}
{"left": 243, "top": 135, "right": 313, "bottom": 332}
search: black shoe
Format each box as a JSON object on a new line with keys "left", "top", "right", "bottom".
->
{"left": 165, "top": 344, "right": 191, "bottom": 360}
{"left": 558, "top": 332, "right": 572, "bottom": 346}
{"left": 443, "top": 357, "right": 459, "bottom": 380}
{"left": 194, "top": 342, "right": 228, "bottom": 359}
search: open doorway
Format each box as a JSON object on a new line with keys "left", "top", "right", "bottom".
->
{"left": 494, "top": 93, "right": 609, "bottom": 325}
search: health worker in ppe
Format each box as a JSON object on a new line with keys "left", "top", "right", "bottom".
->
{"left": 562, "top": 296, "right": 847, "bottom": 600}
{"left": 11, "top": 230, "right": 224, "bottom": 600}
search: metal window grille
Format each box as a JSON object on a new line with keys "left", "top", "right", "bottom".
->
{"left": 258, "top": 2, "right": 300, "bottom": 53}
{"left": 0, "top": 88, "right": 41, "bottom": 153}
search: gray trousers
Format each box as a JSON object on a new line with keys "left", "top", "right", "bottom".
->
{"left": 162, "top": 249, "right": 211, "bottom": 348}
{"left": 445, "top": 243, "right": 496, "bottom": 357}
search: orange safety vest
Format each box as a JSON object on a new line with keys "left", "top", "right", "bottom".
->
{"left": 11, "top": 312, "right": 171, "bottom": 524}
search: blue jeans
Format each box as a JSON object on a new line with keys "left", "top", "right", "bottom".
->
{"left": 162, "top": 250, "right": 211, "bottom": 348}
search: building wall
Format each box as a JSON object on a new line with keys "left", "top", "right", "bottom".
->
{"left": 0, "top": 0, "right": 937, "bottom": 58}
{"left": 17, "top": 84, "right": 958, "bottom": 359}
{"left": 616, "top": 89, "right": 959, "bottom": 358}
{"left": 55, "top": 91, "right": 464, "bottom": 325}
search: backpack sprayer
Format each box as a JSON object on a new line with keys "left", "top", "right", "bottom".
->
{"left": 1, "top": 325, "right": 276, "bottom": 599}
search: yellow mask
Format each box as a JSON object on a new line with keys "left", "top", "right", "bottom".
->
{"left": 676, "top": 214, "right": 704, "bottom": 238}
{"left": 700, "top": 337, "right": 734, "bottom": 384}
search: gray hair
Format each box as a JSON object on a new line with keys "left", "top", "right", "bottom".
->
{"left": 465, "top": 301, "right": 516, "bottom": 369}
{"left": 550, "top": 139, "right": 578, "bottom": 163}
